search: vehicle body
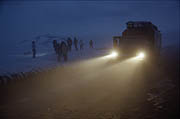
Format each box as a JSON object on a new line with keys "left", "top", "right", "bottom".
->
{"left": 113, "top": 21, "right": 162, "bottom": 59}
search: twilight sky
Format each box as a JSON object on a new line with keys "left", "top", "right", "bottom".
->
{"left": 0, "top": 0, "right": 179, "bottom": 53}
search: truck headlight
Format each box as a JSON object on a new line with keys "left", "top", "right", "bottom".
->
{"left": 136, "top": 52, "right": 145, "bottom": 59}
{"left": 103, "top": 51, "right": 119, "bottom": 59}
{"left": 110, "top": 51, "right": 118, "bottom": 57}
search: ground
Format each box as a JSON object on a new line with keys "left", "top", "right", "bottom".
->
{"left": 0, "top": 46, "right": 179, "bottom": 119}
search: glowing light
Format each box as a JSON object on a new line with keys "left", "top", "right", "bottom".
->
{"left": 138, "top": 52, "right": 145, "bottom": 58}
{"left": 110, "top": 51, "right": 118, "bottom": 57}
{"left": 136, "top": 52, "right": 145, "bottom": 60}
{"left": 102, "top": 51, "right": 119, "bottom": 59}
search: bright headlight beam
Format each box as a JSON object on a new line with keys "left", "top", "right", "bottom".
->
{"left": 137, "top": 52, "right": 145, "bottom": 58}
{"left": 110, "top": 51, "right": 118, "bottom": 57}
{"left": 103, "top": 51, "right": 118, "bottom": 59}
{"left": 136, "top": 52, "right": 145, "bottom": 60}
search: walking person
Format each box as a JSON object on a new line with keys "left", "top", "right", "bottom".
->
{"left": 56, "top": 43, "right": 62, "bottom": 62}
{"left": 79, "top": 40, "right": 84, "bottom": 50}
{"left": 74, "top": 37, "right": 78, "bottom": 51}
{"left": 89, "top": 40, "right": 94, "bottom": 48}
{"left": 32, "top": 41, "right": 36, "bottom": 58}
{"left": 53, "top": 40, "right": 58, "bottom": 54}
{"left": 67, "top": 37, "right": 72, "bottom": 51}
{"left": 60, "top": 41, "right": 68, "bottom": 62}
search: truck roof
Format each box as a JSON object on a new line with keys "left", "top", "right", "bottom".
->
{"left": 126, "top": 21, "right": 158, "bottom": 31}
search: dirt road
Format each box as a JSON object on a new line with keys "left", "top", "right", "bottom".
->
{"left": 0, "top": 55, "right": 177, "bottom": 119}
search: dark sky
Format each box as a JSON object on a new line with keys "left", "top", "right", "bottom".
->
{"left": 0, "top": 0, "right": 179, "bottom": 52}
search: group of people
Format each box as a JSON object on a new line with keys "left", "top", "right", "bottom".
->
{"left": 63, "top": 37, "right": 85, "bottom": 52}
{"left": 52, "top": 37, "right": 94, "bottom": 62}
{"left": 53, "top": 40, "right": 68, "bottom": 62}
{"left": 31, "top": 37, "right": 94, "bottom": 62}
{"left": 70, "top": 37, "right": 84, "bottom": 51}
{"left": 66, "top": 37, "right": 94, "bottom": 51}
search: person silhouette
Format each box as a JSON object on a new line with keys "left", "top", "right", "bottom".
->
{"left": 79, "top": 40, "right": 84, "bottom": 50}
{"left": 60, "top": 41, "right": 68, "bottom": 61}
{"left": 67, "top": 37, "right": 73, "bottom": 51}
{"left": 32, "top": 41, "right": 36, "bottom": 58}
{"left": 74, "top": 37, "right": 78, "bottom": 51}
{"left": 89, "top": 40, "right": 93, "bottom": 48}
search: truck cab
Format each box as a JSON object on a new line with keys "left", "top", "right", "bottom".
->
{"left": 113, "top": 21, "right": 162, "bottom": 58}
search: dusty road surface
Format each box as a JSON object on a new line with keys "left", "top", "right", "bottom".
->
{"left": 0, "top": 55, "right": 178, "bottom": 119}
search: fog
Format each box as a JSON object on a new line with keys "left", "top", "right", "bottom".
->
{"left": 0, "top": 0, "right": 179, "bottom": 54}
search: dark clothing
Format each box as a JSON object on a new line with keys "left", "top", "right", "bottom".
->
{"left": 32, "top": 41, "right": 36, "bottom": 58}
{"left": 56, "top": 43, "right": 62, "bottom": 62}
{"left": 53, "top": 40, "right": 58, "bottom": 54}
{"left": 67, "top": 38, "right": 73, "bottom": 51}
{"left": 79, "top": 40, "right": 84, "bottom": 50}
{"left": 60, "top": 41, "right": 68, "bottom": 62}
{"left": 89, "top": 40, "right": 93, "bottom": 48}
{"left": 74, "top": 37, "right": 78, "bottom": 51}
{"left": 62, "top": 54, "right": 68, "bottom": 61}
{"left": 56, "top": 42, "right": 68, "bottom": 62}
{"left": 32, "top": 49, "right": 36, "bottom": 58}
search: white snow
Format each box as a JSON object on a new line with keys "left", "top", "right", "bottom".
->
{"left": 1, "top": 37, "right": 178, "bottom": 75}
{"left": 0, "top": 40, "right": 110, "bottom": 75}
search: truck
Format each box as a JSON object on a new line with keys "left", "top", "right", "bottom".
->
{"left": 113, "top": 21, "right": 162, "bottom": 60}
